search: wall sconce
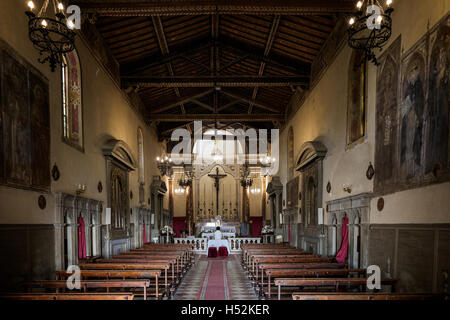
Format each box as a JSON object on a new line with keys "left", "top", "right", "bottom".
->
{"left": 343, "top": 184, "right": 352, "bottom": 194}
{"left": 76, "top": 184, "right": 86, "bottom": 195}
{"left": 250, "top": 188, "right": 261, "bottom": 195}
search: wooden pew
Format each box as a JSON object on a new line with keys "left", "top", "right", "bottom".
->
{"left": 110, "top": 255, "right": 182, "bottom": 286}
{"left": 55, "top": 270, "right": 161, "bottom": 299}
{"left": 263, "top": 268, "right": 366, "bottom": 299}
{"left": 292, "top": 292, "right": 449, "bottom": 300}
{"left": 274, "top": 278, "right": 398, "bottom": 300}
{"left": 79, "top": 263, "right": 170, "bottom": 297}
{"left": 0, "top": 292, "right": 134, "bottom": 300}
{"left": 21, "top": 280, "right": 150, "bottom": 300}
{"left": 254, "top": 262, "right": 346, "bottom": 289}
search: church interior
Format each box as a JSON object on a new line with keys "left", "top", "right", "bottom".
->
{"left": 0, "top": 0, "right": 449, "bottom": 302}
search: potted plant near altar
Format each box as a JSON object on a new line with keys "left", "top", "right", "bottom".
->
{"left": 160, "top": 225, "right": 175, "bottom": 236}
{"left": 160, "top": 225, "right": 175, "bottom": 243}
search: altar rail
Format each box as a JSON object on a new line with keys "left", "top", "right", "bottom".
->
{"left": 174, "top": 237, "right": 261, "bottom": 253}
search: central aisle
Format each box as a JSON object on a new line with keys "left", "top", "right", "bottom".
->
{"left": 174, "top": 255, "right": 258, "bottom": 300}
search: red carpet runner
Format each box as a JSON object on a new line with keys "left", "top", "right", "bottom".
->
{"left": 197, "top": 259, "right": 231, "bottom": 300}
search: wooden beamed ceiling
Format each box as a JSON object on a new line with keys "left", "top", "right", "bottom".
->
{"left": 74, "top": 0, "right": 352, "bottom": 139}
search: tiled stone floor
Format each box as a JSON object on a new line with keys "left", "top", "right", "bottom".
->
{"left": 174, "top": 254, "right": 258, "bottom": 300}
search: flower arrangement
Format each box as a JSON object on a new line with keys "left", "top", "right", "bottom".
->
{"left": 261, "top": 225, "right": 274, "bottom": 234}
{"left": 160, "top": 225, "right": 175, "bottom": 236}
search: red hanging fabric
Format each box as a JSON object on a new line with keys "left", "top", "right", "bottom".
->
{"left": 143, "top": 219, "right": 147, "bottom": 244}
{"left": 336, "top": 214, "right": 349, "bottom": 263}
{"left": 77, "top": 214, "right": 86, "bottom": 260}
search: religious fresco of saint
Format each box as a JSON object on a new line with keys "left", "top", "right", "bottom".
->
{"left": 347, "top": 50, "right": 366, "bottom": 147}
{"left": 374, "top": 37, "right": 400, "bottom": 195}
{"left": 425, "top": 22, "right": 450, "bottom": 176}
{"left": 374, "top": 15, "right": 450, "bottom": 196}
{"left": 0, "top": 41, "right": 50, "bottom": 191}
{"left": 400, "top": 50, "right": 426, "bottom": 182}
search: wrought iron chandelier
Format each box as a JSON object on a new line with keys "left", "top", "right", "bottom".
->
{"left": 178, "top": 164, "right": 194, "bottom": 189}
{"left": 240, "top": 164, "right": 253, "bottom": 188}
{"left": 25, "top": 0, "right": 76, "bottom": 72}
{"left": 348, "top": 0, "right": 394, "bottom": 65}
{"left": 156, "top": 155, "right": 173, "bottom": 177}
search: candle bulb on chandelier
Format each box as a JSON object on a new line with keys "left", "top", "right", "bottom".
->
{"left": 27, "top": 1, "right": 35, "bottom": 11}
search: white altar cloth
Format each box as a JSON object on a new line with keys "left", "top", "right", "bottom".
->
{"left": 207, "top": 239, "right": 230, "bottom": 254}
{"left": 202, "top": 232, "right": 235, "bottom": 239}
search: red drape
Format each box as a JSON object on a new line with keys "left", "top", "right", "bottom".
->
{"left": 77, "top": 214, "right": 86, "bottom": 260}
{"left": 251, "top": 217, "right": 263, "bottom": 237}
{"left": 143, "top": 219, "right": 147, "bottom": 244}
{"left": 173, "top": 217, "right": 187, "bottom": 237}
{"left": 336, "top": 215, "right": 349, "bottom": 263}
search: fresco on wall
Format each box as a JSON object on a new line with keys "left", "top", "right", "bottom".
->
{"left": 29, "top": 71, "right": 50, "bottom": 189}
{"left": 374, "top": 15, "right": 450, "bottom": 196}
{"left": 425, "top": 22, "right": 450, "bottom": 176}
{"left": 0, "top": 40, "right": 50, "bottom": 191}
{"left": 374, "top": 37, "right": 400, "bottom": 193}
{"left": 400, "top": 48, "right": 426, "bottom": 182}
{"left": 347, "top": 50, "right": 366, "bottom": 146}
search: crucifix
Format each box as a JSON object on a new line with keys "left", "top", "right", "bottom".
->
{"left": 208, "top": 167, "right": 227, "bottom": 217}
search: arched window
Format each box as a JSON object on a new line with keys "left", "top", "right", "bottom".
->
{"left": 288, "top": 126, "right": 294, "bottom": 179}
{"left": 137, "top": 128, "right": 145, "bottom": 205}
{"left": 62, "top": 49, "right": 83, "bottom": 151}
{"left": 347, "top": 50, "right": 366, "bottom": 146}
{"left": 137, "top": 128, "right": 145, "bottom": 184}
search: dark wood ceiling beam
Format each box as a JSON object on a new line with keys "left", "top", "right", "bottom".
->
{"left": 151, "top": 16, "right": 186, "bottom": 113}
{"left": 120, "top": 36, "right": 309, "bottom": 77}
{"left": 249, "top": 15, "right": 280, "bottom": 114}
{"left": 217, "top": 99, "right": 241, "bottom": 112}
{"left": 221, "top": 90, "right": 279, "bottom": 113}
{"left": 120, "top": 37, "right": 212, "bottom": 75}
{"left": 218, "top": 36, "right": 311, "bottom": 76}
{"left": 75, "top": 1, "right": 354, "bottom": 16}
{"left": 148, "top": 113, "right": 285, "bottom": 122}
{"left": 179, "top": 54, "right": 211, "bottom": 72}
{"left": 189, "top": 99, "right": 215, "bottom": 112}
{"left": 122, "top": 76, "right": 308, "bottom": 88}
{"left": 149, "top": 89, "right": 214, "bottom": 113}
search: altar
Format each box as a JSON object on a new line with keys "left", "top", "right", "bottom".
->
{"left": 207, "top": 239, "right": 231, "bottom": 255}
{"left": 201, "top": 225, "right": 236, "bottom": 239}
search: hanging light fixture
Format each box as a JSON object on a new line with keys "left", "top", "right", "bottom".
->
{"left": 240, "top": 163, "right": 253, "bottom": 188}
{"left": 156, "top": 154, "right": 173, "bottom": 177}
{"left": 25, "top": 0, "right": 76, "bottom": 72}
{"left": 347, "top": 0, "right": 394, "bottom": 65}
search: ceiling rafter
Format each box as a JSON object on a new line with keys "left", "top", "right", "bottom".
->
{"left": 221, "top": 90, "right": 280, "bottom": 113}
{"left": 249, "top": 14, "right": 280, "bottom": 114}
{"left": 122, "top": 75, "right": 308, "bottom": 88}
{"left": 151, "top": 16, "right": 186, "bottom": 113}
{"left": 119, "top": 36, "right": 310, "bottom": 77}
{"left": 149, "top": 89, "right": 214, "bottom": 113}
{"left": 76, "top": 1, "right": 355, "bottom": 16}
{"left": 148, "top": 113, "right": 285, "bottom": 122}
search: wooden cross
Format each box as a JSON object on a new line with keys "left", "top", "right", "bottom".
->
{"left": 208, "top": 167, "right": 227, "bottom": 216}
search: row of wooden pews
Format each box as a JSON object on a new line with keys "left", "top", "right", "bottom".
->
{"left": 0, "top": 243, "right": 194, "bottom": 300}
{"left": 241, "top": 243, "right": 399, "bottom": 300}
